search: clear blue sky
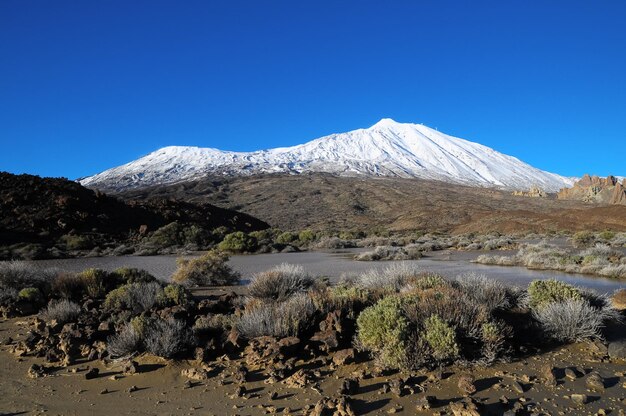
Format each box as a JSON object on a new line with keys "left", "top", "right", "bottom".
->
{"left": 1, "top": 0, "right": 625, "bottom": 180}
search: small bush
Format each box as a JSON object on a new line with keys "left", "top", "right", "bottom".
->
{"left": 0, "top": 287, "right": 18, "bottom": 305}
{"left": 298, "top": 229, "right": 316, "bottom": 244}
{"left": 111, "top": 268, "right": 157, "bottom": 284}
{"left": 453, "top": 273, "right": 510, "bottom": 312}
{"left": 572, "top": 231, "right": 595, "bottom": 248}
{"left": 532, "top": 299, "right": 614, "bottom": 342}
{"left": 172, "top": 250, "right": 240, "bottom": 286}
{"left": 76, "top": 268, "right": 108, "bottom": 298}
{"left": 317, "top": 284, "right": 373, "bottom": 313}
{"left": 357, "top": 263, "right": 419, "bottom": 292}
{"left": 355, "top": 245, "right": 422, "bottom": 261}
{"left": 248, "top": 264, "right": 314, "bottom": 302}
{"left": 51, "top": 273, "right": 84, "bottom": 299}
{"left": 423, "top": 315, "right": 459, "bottom": 361}
{"left": 40, "top": 299, "right": 81, "bottom": 323}
{"left": 18, "top": 287, "right": 44, "bottom": 304}
{"left": 0, "top": 261, "right": 56, "bottom": 292}
{"left": 107, "top": 323, "right": 142, "bottom": 357}
{"left": 59, "top": 234, "right": 94, "bottom": 250}
{"left": 527, "top": 280, "right": 582, "bottom": 310}
{"left": 143, "top": 318, "right": 193, "bottom": 358}
{"left": 276, "top": 231, "right": 298, "bottom": 245}
{"left": 162, "top": 284, "right": 190, "bottom": 306}
{"left": 104, "top": 282, "right": 164, "bottom": 314}
{"left": 237, "top": 293, "right": 316, "bottom": 338}
{"left": 356, "top": 296, "right": 412, "bottom": 369}
{"left": 480, "top": 321, "right": 509, "bottom": 364}
{"left": 218, "top": 231, "right": 257, "bottom": 253}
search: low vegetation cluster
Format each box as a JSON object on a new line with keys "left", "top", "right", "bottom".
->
{"left": 476, "top": 241, "right": 626, "bottom": 279}
{"left": 1, "top": 255, "right": 622, "bottom": 381}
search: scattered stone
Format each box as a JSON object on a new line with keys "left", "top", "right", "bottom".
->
{"left": 449, "top": 397, "right": 480, "bottom": 416}
{"left": 511, "top": 381, "right": 525, "bottom": 394}
{"left": 458, "top": 374, "right": 476, "bottom": 396}
{"left": 127, "top": 385, "right": 138, "bottom": 393}
{"left": 333, "top": 348, "right": 356, "bottom": 366}
{"left": 181, "top": 367, "right": 209, "bottom": 381}
{"left": 540, "top": 365, "right": 557, "bottom": 386}
{"left": 608, "top": 340, "right": 626, "bottom": 360}
{"left": 415, "top": 396, "right": 436, "bottom": 411}
{"left": 571, "top": 393, "right": 589, "bottom": 405}
{"left": 234, "top": 385, "right": 245, "bottom": 398}
{"left": 565, "top": 368, "right": 579, "bottom": 380}
{"left": 99, "top": 389, "right": 108, "bottom": 395}
{"left": 389, "top": 378, "right": 406, "bottom": 397}
{"left": 283, "top": 369, "right": 314, "bottom": 389}
{"left": 387, "top": 404, "right": 403, "bottom": 414}
{"left": 27, "top": 363, "right": 46, "bottom": 378}
{"left": 123, "top": 360, "right": 139, "bottom": 375}
{"left": 269, "top": 391, "right": 278, "bottom": 400}
{"left": 339, "top": 378, "right": 359, "bottom": 395}
{"left": 585, "top": 372, "right": 605, "bottom": 391}
{"left": 84, "top": 367, "right": 99, "bottom": 380}
{"left": 183, "top": 380, "right": 193, "bottom": 389}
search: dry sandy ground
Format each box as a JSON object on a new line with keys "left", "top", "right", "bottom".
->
{"left": 1, "top": 315, "right": 625, "bottom": 415}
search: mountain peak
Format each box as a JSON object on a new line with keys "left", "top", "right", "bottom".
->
{"left": 371, "top": 118, "right": 401, "bottom": 128}
{"left": 80, "top": 120, "right": 576, "bottom": 192}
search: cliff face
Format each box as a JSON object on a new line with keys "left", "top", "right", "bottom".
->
{"left": 512, "top": 186, "right": 547, "bottom": 198}
{"left": 558, "top": 174, "right": 626, "bottom": 205}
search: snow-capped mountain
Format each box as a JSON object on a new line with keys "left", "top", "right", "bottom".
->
{"left": 80, "top": 119, "right": 575, "bottom": 192}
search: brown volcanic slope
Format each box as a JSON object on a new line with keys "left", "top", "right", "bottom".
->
{"left": 0, "top": 172, "right": 268, "bottom": 246}
{"left": 114, "top": 173, "right": 626, "bottom": 234}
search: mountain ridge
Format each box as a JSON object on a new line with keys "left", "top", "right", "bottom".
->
{"left": 80, "top": 119, "right": 576, "bottom": 192}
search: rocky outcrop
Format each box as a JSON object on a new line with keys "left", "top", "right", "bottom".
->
{"left": 558, "top": 174, "right": 626, "bottom": 205}
{"left": 512, "top": 185, "right": 547, "bottom": 198}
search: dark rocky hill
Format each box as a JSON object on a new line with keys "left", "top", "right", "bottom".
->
{"left": 0, "top": 172, "right": 268, "bottom": 259}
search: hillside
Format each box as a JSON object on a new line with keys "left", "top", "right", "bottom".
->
{"left": 80, "top": 119, "right": 575, "bottom": 192}
{"left": 119, "top": 173, "right": 626, "bottom": 234}
{"left": 0, "top": 172, "right": 268, "bottom": 258}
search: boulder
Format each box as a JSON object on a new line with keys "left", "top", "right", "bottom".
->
{"left": 608, "top": 340, "right": 626, "bottom": 360}
{"left": 181, "top": 367, "right": 210, "bottom": 381}
{"left": 332, "top": 348, "right": 356, "bottom": 366}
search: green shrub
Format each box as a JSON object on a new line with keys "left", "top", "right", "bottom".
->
{"left": 423, "top": 315, "right": 459, "bottom": 361}
{"left": 59, "top": 234, "right": 94, "bottom": 250}
{"left": 312, "top": 284, "right": 374, "bottom": 315}
{"left": 480, "top": 321, "right": 508, "bottom": 363}
{"left": 527, "top": 279, "right": 582, "bottom": 309}
{"left": 172, "top": 250, "right": 240, "bottom": 286}
{"left": 76, "top": 268, "right": 108, "bottom": 298}
{"left": 111, "top": 268, "right": 157, "bottom": 284}
{"left": 147, "top": 222, "right": 183, "bottom": 248}
{"left": 218, "top": 231, "right": 257, "bottom": 253}
{"left": 163, "top": 284, "right": 190, "bottom": 305}
{"left": 298, "top": 229, "right": 316, "bottom": 244}
{"left": 598, "top": 230, "right": 615, "bottom": 241}
{"left": 18, "top": 287, "right": 43, "bottom": 304}
{"left": 276, "top": 231, "right": 298, "bottom": 245}
{"left": 356, "top": 296, "right": 412, "bottom": 369}
{"left": 572, "top": 231, "right": 595, "bottom": 248}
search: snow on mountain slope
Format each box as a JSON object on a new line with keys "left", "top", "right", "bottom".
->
{"left": 80, "top": 119, "right": 576, "bottom": 192}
